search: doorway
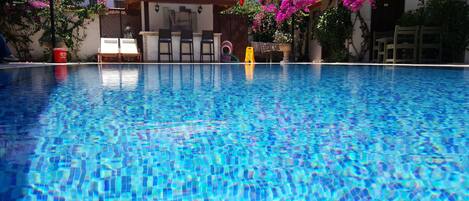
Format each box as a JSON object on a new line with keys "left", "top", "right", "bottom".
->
{"left": 371, "top": 0, "right": 405, "bottom": 32}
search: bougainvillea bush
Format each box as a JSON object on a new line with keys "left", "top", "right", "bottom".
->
{"left": 37, "top": 0, "right": 107, "bottom": 60}
{"left": 250, "top": 0, "right": 374, "bottom": 43}
{"left": 251, "top": 11, "right": 278, "bottom": 42}
{"left": 223, "top": 0, "right": 278, "bottom": 42}
{"left": 257, "top": 0, "right": 375, "bottom": 23}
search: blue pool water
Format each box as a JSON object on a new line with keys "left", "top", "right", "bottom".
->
{"left": 0, "top": 64, "right": 467, "bottom": 201}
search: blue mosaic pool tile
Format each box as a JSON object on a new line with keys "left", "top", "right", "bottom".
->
{"left": 0, "top": 64, "right": 467, "bottom": 200}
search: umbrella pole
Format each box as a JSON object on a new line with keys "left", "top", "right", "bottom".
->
{"left": 50, "top": 0, "right": 56, "bottom": 62}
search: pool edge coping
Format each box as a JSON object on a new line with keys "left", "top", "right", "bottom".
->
{"left": 1, "top": 62, "right": 468, "bottom": 70}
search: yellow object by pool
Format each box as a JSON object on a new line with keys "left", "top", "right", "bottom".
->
{"left": 245, "top": 63, "right": 255, "bottom": 81}
{"left": 245, "top": 47, "right": 255, "bottom": 63}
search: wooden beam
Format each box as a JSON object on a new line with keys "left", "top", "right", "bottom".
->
{"left": 144, "top": 1, "right": 149, "bottom": 31}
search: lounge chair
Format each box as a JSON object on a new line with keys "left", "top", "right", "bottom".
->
{"left": 120, "top": 38, "right": 142, "bottom": 62}
{"left": 97, "top": 38, "right": 120, "bottom": 62}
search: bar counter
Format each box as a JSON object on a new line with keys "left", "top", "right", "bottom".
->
{"left": 140, "top": 31, "right": 222, "bottom": 62}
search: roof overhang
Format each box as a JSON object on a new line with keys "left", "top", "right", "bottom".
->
{"left": 140, "top": 0, "right": 237, "bottom": 6}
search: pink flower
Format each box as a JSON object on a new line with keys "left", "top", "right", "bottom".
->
{"left": 342, "top": 0, "right": 375, "bottom": 12}
{"left": 259, "top": 0, "right": 375, "bottom": 24}
{"left": 252, "top": 12, "right": 266, "bottom": 32}
{"left": 29, "top": 0, "right": 49, "bottom": 9}
{"left": 261, "top": 0, "right": 319, "bottom": 23}
{"left": 97, "top": 0, "right": 107, "bottom": 5}
{"left": 262, "top": 4, "right": 277, "bottom": 12}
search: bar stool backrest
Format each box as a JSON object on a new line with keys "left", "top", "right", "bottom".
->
{"left": 202, "top": 30, "right": 214, "bottom": 42}
{"left": 159, "top": 29, "right": 172, "bottom": 41}
{"left": 181, "top": 30, "right": 193, "bottom": 41}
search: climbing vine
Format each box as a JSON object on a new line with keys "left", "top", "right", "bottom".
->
{"left": 38, "top": 0, "right": 107, "bottom": 61}
{"left": 0, "top": 1, "right": 42, "bottom": 60}
{"left": 348, "top": 11, "right": 370, "bottom": 62}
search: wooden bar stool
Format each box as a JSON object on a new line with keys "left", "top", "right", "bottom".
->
{"left": 158, "top": 29, "right": 173, "bottom": 62}
{"left": 180, "top": 30, "right": 194, "bottom": 63}
{"left": 200, "top": 30, "right": 215, "bottom": 62}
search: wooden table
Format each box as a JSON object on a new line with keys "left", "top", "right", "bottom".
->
{"left": 376, "top": 37, "right": 393, "bottom": 63}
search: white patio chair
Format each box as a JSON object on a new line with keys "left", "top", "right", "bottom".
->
{"left": 385, "top": 26, "right": 419, "bottom": 64}
{"left": 97, "top": 38, "right": 120, "bottom": 63}
{"left": 419, "top": 26, "right": 442, "bottom": 64}
{"left": 120, "top": 38, "right": 142, "bottom": 62}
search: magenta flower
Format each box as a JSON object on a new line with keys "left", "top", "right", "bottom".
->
{"left": 252, "top": 12, "right": 266, "bottom": 32}
{"left": 342, "top": 0, "right": 375, "bottom": 12}
{"left": 258, "top": 0, "right": 375, "bottom": 24}
{"left": 262, "top": 4, "right": 277, "bottom": 12}
{"left": 97, "top": 0, "right": 107, "bottom": 5}
{"left": 29, "top": 0, "right": 49, "bottom": 9}
{"left": 261, "top": 0, "right": 319, "bottom": 23}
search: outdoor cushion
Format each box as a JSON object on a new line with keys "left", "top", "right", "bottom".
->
{"left": 99, "top": 38, "right": 120, "bottom": 54}
{"left": 120, "top": 39, "right": 139, "bottom": 54}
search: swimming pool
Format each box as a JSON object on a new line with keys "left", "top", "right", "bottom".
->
{"left": 0, "top": 64, "right": 467, "bottom": 200}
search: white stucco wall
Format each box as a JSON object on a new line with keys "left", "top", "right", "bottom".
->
{"left": 12, "top": 16, "right": 101, "bottom": 61}
{"left": 405, "top": 0, "right": 420, "bottom": 11}
{"left": 77, "top": 18, "right": 101, "bottom": 60}
{"left": 147, "top": 3, "right": 213, "bottom": 32}
{"left": 349, "top": 3, "right": 372, "bottom": 61}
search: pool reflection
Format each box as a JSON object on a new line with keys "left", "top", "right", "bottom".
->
{"left": 0, "top": 66, "right": 57, "bottom": 200}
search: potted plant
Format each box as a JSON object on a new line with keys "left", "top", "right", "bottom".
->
{"left": 273, "top": 31, "right": 292, "bottom": 63}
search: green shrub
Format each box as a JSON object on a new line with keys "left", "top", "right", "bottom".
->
{"left": 314, "top": 6, "right": 353, "bottom": 62}
{"left": 399, "top": 0, "right": 469, "bottom": 62}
